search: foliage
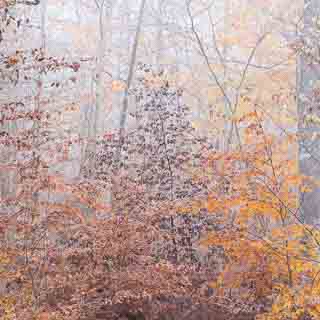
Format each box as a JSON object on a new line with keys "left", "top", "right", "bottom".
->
{"left": 2, "top": 0, "right": 320, "bottom": 320}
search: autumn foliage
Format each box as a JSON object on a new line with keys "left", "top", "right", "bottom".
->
{"left": 2, "top": 0, "right": 320, "bottom": 320}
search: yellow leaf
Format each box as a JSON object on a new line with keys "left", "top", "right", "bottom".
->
{"left": 112, "top": 80, "right": 126, "bottom": 92}
{"left": 207, "top": 199, "right": 220, "bottom": 212}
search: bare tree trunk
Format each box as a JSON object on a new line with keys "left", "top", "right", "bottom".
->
{"left": 155, "top": 0, "right": 163, "bottom": 71}
{"left": 119, "top": 0, "right": 146, "bottom": 134}
{"left": 111, "top": 0, "right": 146, "bottom": 211}
{"left": 298, "top": 0, "right": 320, "bottom": 224}
{"left": 82, "top": 0, "right": 111, "bottom": 177}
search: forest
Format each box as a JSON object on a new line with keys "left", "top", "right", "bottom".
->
{"left": 1, "top": 0, "right": 320, "bottom": 319}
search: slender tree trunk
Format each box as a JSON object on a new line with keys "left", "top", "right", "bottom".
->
{"left": 223, "top": 0, "right": 232, "bottom": 152}
{"left": 155, "top": 0, "right": 163, "bottom": 71}
{"left": 111, "top": 0, "right": 146, "bottom": 211}
{"left": 81, "top": 1, "right": 111, "bottom": 177}
{"left": 119, "top": 0, "right": 146, "bottom": 134}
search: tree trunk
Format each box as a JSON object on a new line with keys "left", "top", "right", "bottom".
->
{"left": 111, "top": 0, "right": 146, "bottom": 211}
{"left": 119, "top": 0, "right": 146, "bottom": 134}
{"left": 81, "top": 1, "right": 111, "bottom": 177}
{"left": 298, "top": 0, "right": 320, "bottom": 224}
